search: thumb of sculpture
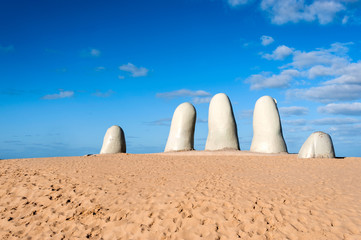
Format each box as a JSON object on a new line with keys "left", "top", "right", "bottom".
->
{"left": 100, "top": 125, "right": 126, "bottom": 154}
{"left": 250, "top": 96, "right": 288, "bottom": 153}
{"left": 164, "top": 102, "right": 196, "bottom": 152}
{"left": 298, "top": 131, "right": 335, "bottom": 158}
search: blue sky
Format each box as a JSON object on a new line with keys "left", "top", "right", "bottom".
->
{"left": 1, "top": 0, "right": 361, "bottom": 159}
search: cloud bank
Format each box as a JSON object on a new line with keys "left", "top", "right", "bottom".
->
{"left": 246, "top": 42, "right": 361, "bottom": 103}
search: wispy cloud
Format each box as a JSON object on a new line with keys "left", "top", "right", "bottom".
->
{"left": 145, "top": 118, "right": 172, "bottom": 126}
{"left": 92, "top": 90, "right": 115, "bottom": 98}
{"left": 146, "top": 117, "right": 207, "bottom": 126}
{"left": 3, "top": 140, "right": 23, "bottom": 144}
{"left": 42, "top": 90, "right": 74, "bottom": 100}
{"left": 312, "top": 117, "right": 360, "bottom": 125}
{"left": 226, "top": 0, "right": 356, "bottom": 25}
{"left": 342, "top": 15, "right": 349, "bottom": 24}
{"left": 197, "top": 118, "right": 208, "bottom": 123}
{"left": 81, "top": 48, "right": 101, "bottom": 57}
{"left": 260, "top": 0, "right": 346, "bottom": 25}
{"left": 279, "top": 106, "right": 309, "bottom": 116}
{"left": 192, "top": 97, "right": 212, "bottom": 104}
{"left": 329, "top": 123, "right": 361, "bottom": 137}
{"left": 260, "top": 35, "right": 274, "bottom": 46}
{"left": 1, "top": 89, "right": 44, "bottom": 97}
{"left": 95, "top": 66, "right": 105, "bottom": 71}
{"left": 283, "top": 119, "right": 307, "bottom": 126}
{"left": 262, "top": 45, "right": 294, "bottom": 60}
{"left": 247, "top": 116, "right": 358, "bottom": 128}
{"left": 323, "top": 61, "right": 361, "bottom": 85}
{"left": 119, "top": 63, "right": 149, "bottom": 77}
{"left": 0, "top": 44, "right": 14, "bottom": 52}
{"left": 227, "top": 0, "right": 251, "bottom": 7}
{"left": 0, "top": 89, "right": 26, "bottom": 96}
{"left": 285, "top": 125, "right": 314, "bottom": 133}
{"left": 156, "top": 89, "right": 211, "bottom": 99}
{"left": 90, "top": 48, "right": 101, "bottom": 57}
{"left": 240, "top": 109, "right": 254, "bottom": 119}
{"left": 318, "top": 102, "right": 361, "bottom": 115}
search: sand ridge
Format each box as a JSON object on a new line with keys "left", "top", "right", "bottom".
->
{"left": 0, "top": 152, "right": 361, "bottom": 239}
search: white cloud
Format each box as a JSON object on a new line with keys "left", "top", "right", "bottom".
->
{"left": 248, "top": 42, "right": 361, "bottom": 104}
{"left": 118, "top": 75, "right": 125, "bottom": 79}
{"left": 307, "top": 0, "right": 346, "bottom": 24}
{"left": 81, "top": 48, "right": 101, "bottom": 57}
{"left": 279, "top": 106, "right": 309, "bottom": 116}
{"left": 192, "top": 97, "right": 212, "bottom": 104}
{"left": 260, "top": 0, "right": 346, "bottom": 25}
{"left": 312, "top": 117, "right": 360, "bottom": 125}
{"left": 318, "top": 102, "right": 361, "bottom": 115}
{"left": 308, "top": 65, "right": 334, "bottom": 79}
{"left": 227, "top": 0, "right": 251, "bottom": 7}
{"left": 42, "top": 90, "right": 74, "bottom": 100}
{"left": 285, "top": 43, "right": 361, "bottom": 102}
{"left": 342, "top": 15, "right": 349, "bottom": 24}
{"left": 263, "top": 45, "right": 294, "bottom": 60}
{"left": 323, "top": 61, "right": 361, "bottom": 85}
{"left": 156, "top": 89, "right": 211, "bottom": 99}
{"left": 290, "top": 42, "right": 350, "bottom": 69}
{"left": 119, "top": 63, "right": 149, "bottom": 77}
{"left": 225, "top": 0, "right": 358, "bottom": 25}
{"left": 90, "top": 49, "right": 101, "bottom": 57}
{"left": 260, "top": 35, "right": 274, "bottom": 46}
{"left": 246, "top": 69, "right": 300, "bottom": 90}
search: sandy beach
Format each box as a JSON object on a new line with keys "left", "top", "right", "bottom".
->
{"left": 1, "top": 152, "right": 361, "bottom": 239}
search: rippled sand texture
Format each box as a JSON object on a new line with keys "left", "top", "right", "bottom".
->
{"left": 1, "top": 152, "right": 361, "bottom": 239}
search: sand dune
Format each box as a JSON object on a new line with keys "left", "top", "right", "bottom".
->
{"left": 1, "top": 152, "right": 361, "bottom": 239}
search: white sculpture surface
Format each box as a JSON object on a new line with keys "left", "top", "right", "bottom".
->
{"left": 298, "top": 131, "right": 335, "bottom": 158}
{"left": 100, "top": 125, "right": 126, "bottom": 154}
{"left": 205, "top": 93, "right": 240, "bottom": 151}
{"left": 250, "top": 96, "right": 288, "bottom": 153}
{"left": 165, "top": 102, "right": 196, "bottom": 152}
